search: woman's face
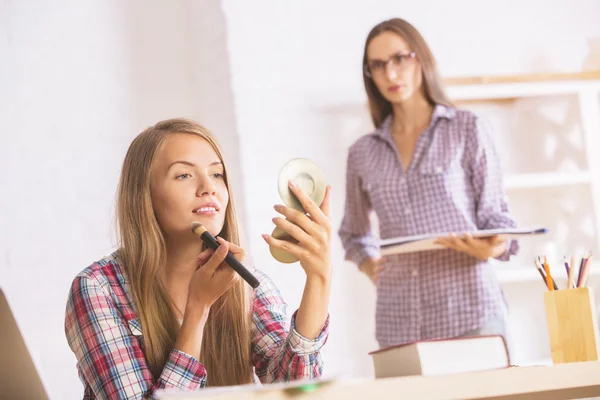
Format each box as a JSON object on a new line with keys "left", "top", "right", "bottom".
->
{"left": 366, "top": 31, "right": 423, "bottom": 104}
{"left": 150, "top": 133, "right": 229, "bottom": 238}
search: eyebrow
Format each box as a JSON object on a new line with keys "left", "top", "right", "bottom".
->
{"left": 368, "top": 50, "right": 412, "bottom": 62}
{"left": 168, "top": 160, "right": 223, "bottom": 169}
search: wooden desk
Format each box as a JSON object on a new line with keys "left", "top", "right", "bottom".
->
{"left": 158, "top": 362, "right": 600, "bottom": 400}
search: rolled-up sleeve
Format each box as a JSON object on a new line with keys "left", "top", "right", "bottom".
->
{"left": 338, "top": 146, "right": 380, "bottom": 267}
{"left": 466, "top": 116, "right": 520, "bottom": 261}
{"left": 250, "top": 271, "right": 328, "bottom": 383}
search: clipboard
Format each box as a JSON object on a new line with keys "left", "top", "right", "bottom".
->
{"left": 379, "top": 227, "right": 548, "bottom": 256}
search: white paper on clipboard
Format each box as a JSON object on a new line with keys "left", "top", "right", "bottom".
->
{"left": 379, "top": 227, "right": 548, "bottom": 256}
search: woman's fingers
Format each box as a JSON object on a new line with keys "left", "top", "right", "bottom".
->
{"left": 202, "top": 243, "right": 229, "bottom": 276}
{"left": 486, "top": 235, "right": 504, "bottom": 245}
{"left": 262, "top": 233, "right": 307, "bottom": 259}
{"left": 272, "top": 217, "right": 317, "bottom": 251}
{"left": 272, "top": 183, "right": 331, "bottom": 250}
{"left": 214, "top": 264, "right": 239, "bottom": 285}
{"left": 438, "top": 234, "right": 472, "bottom": 253}
{"left": 216, "top": 237, "right": 246, "bottom": 262}
{"left": 274, "top": 204, "right": 320, "bottom": 236}
{"left": 464, "top": 234, "right": 496, "bottom": 252}
{"left": 197, "top": 248, "right": 215, "bottom": 265}
{"left": 463, "top": 233, "right": 479, "bottom": 248}
{"left": 288, "top": 180, "right": 330, "bottom": 229}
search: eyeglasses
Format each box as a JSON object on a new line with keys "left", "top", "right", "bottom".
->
{"left": 364, "top": 51, "right": 417, "bottom": 78}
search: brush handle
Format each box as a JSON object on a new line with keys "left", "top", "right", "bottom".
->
{"left": 200, "top": 231, "right": 260, "bottom": 289}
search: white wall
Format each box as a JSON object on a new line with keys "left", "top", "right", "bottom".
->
{"left": 220, "top": 0, "right": 600, "bottom": 380}
{"left": 0, "top": 1, "right": 241, "bottom": 399}
{"left": 1, "top": 1, "right": 599, "bottom": 399}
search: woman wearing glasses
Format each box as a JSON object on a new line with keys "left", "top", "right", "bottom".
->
{"left": 339, "top": 18, "right": 519, "bottom": 349}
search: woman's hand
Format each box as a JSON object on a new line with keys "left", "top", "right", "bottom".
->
{"left": 176, "top": 238, "right": 243, "bottom": 359}
{"left": 359, "top": 257, "right": 384, "bottom": 284}
{"left": 187, "top": 238, "right": 241, "bottom": 311}
{"left": 262, "top": 180, "right": 332, "bottom": 339}
{"left": 435, "top": 234, "right": 507, "bottom": 261}
{"left": 263, "top": 180, "right": 333, "bottom": 282}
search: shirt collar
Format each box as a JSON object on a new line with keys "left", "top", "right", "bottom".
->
{"left": 376, "top": 104, "right": 455, "bottom": 138}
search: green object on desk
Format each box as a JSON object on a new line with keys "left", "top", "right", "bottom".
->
{"left": 298, "top": 383, "right": 320, "bottom": 392}
{"left": 282, "top": 381, "right": 324, "bottom": 395}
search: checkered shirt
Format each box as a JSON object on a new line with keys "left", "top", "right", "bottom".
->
{"left": 65, "top": 252, "right": 328, "bottom": 399}
{"left": 338, "top": 105, "right": 519, "bottom": 347}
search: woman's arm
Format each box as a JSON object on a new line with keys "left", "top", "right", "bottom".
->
{"left": 175, "top": 241, "right": 239, "bottom": 360}
{"left": 250, "top": 271, "right": 329, "bottom": 383}
{"left": 468, "top": 116, "right": 519, "bottom": 260}
{"left": 264, "top": 182, "right": 332, "bottom": 337}
{"left": 256, "top": 182, "right": 334, "bottom": 382}
{"left": 338, "top": 147, "right": 380, "bottom": 267}
{"left": 437, "top": 116, "right": 519, "bottom": 261}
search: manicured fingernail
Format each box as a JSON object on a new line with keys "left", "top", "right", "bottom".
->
{"left": 262, "top": 234, "right": 269, "bottom": 241}
{"left": 289, "top": 180, "right": 297, "bottom": 188}
{"left": 274, "top": 204, "right": 283, "bottom": 211}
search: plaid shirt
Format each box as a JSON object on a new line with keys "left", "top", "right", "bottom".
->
{"left": 64, "top": 252, "right": 328, "bottom": 399}
{"left": 339, "top": 105, "right": 519, "bottom": 348}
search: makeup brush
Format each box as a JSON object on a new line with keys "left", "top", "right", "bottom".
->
{"left": 191, "top": 222, "right": 260, "bottom": 289}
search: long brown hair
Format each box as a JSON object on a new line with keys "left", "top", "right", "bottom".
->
{"left": 116, "top": 118, "right": 253, "bottom": 386}
{"left": 362, "top": 18, "right": 453, "bottom": 127}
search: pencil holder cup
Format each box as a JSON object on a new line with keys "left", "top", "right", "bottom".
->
{"left": 544, "top": 287, "right": 600, "bottom": 363}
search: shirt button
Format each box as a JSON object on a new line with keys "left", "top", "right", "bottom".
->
{"left": 435, "top": 166, "right": 443, "bottom": 174}
{"left": 411, "top": 269, "right": 418, "bottom": 277}
{"left": 405, "top": 208, "right": 411, "bottom": 215}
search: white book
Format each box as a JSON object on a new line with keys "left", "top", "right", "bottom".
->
{"left": 379, "top": 227, "right": 548, "bottom": 256}
{"left": 370, "top": 335, "right": 510, "bottom": 378}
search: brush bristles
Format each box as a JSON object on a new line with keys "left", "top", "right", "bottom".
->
{"left": 191, "top": 222, "right": 207, "bottom": 235}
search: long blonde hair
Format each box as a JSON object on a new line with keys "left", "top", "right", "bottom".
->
{"left": 362, "top": 18, "right": 453, "bottom": 127}
{"left": 116, "top": 118, "right": 253, "bottom": 386}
